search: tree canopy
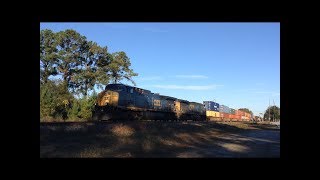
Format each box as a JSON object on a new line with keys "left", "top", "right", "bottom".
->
{"left": 40, "top": 29, "right": 138, "bottom": 96}
{"left": 40, "top": 29, "right": 58, "bottom": 84}
{"left": 263, "top": 106, "right": 280, "bottom": 121}
{"left": 238, "top": 108, "right": 253, "bottom": 115}
{"left": 109, "top": 52, "right": 138, "bottom": 85}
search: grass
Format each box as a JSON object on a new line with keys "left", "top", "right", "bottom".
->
{"left": 111, "top": 124, "right": 135, "bottom": 137}
{"left": 40, "top": 121, "right": 280, "bottom": 158}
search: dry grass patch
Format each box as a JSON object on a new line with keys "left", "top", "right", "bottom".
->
{"left": 176, "top": 151, "right": 203, "bottom": 158}
{"left": 218, "top": 143, "right": 249, "bottom": 153}
{"left": 142, "top": 140, "right": 154, "bottom": 152}
{"left": 65, "top": 124, "right": 87, "bottom": 132}
{"left": 159, "top": 138, "right": 189, "bottom": 148}
{"left": 111, "top": 124, "right": 135, "bottom": 137}
{"left": 114, "top": 152, "right": 133, "bottom": 158}
{"left": 78, "top": 147, "right": 106, "bottom": 158}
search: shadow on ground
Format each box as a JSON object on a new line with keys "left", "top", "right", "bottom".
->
{"left": 40, "top": 121, "right": 280, "bottom": 158}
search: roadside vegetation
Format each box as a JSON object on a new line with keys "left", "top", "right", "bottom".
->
{"left": 40, "top": 29, "right": 138, "bottom": 122}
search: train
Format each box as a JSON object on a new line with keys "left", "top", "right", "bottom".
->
{"left": 204, "top": 101, "right": 252, "bottom": 121}
{"left": 92, "top": 83, "right": 252, "bottom": 121}
{"left": 92, "top": 84, "right": 207, "bottom": 121}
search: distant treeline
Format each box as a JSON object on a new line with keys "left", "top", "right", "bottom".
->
{"left": 40, "top": 29, "right": 138, "bottom": 121}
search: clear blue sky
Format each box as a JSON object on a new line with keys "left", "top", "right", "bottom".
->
{"left": 40, "top": 23, "right": 280, "bottom": 116}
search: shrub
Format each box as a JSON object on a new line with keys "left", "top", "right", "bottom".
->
{"left": 40, "top": 80, "right": 74, "bottom": 121}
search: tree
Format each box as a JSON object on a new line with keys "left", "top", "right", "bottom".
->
{"left": 40, "top": 80, "right": 74, "bottom": 121}
{"left": 72, "top": 42, "right": 115, "bottom": 96}
{"left": 238, "top": 108, "right": 253, "bottom": 115}
{"left": 40, "top": 28, "right": 139, "bottom": 121}
{"left": 108, "top": 51, "right": 138, "bottom": 85}
{"left": 264, "top": 106, "right": 280, "bottom": 121}
{"left": 55, "top": 29, "right": 87, "bottom": 90}
{"left": 40, "top": 29, "right": 58, "bottom": 84}
{"left": 78, "top": 91, "right": 98, "bottom": 120}
{"left": 71, "top": 41, "right": 99, "bottom": 97}
{"left": 95, "top": 47, "right": 112, "bottom": 89}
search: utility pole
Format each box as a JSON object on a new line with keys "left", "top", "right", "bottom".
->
{"left": 268, "top": 98, "right": 270, "bottom": 122}
{"left": 273, "top": 99, "right": 275, "bottom": 122}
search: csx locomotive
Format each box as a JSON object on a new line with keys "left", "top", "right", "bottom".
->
{"left": 92, "top": 84, "right": 206, "bottom": 121}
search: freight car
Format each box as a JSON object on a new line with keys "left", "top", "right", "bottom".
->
{"left": 204, "top": 101, "right": 253, "bottom": 122}
{"left": 92, "top": 84, "right": 206, "bottom": 121}
{"left": 203, "top": 101, "right": 221, "bottom": 121}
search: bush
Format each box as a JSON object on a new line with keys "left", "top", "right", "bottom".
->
{"left": 40, "top": 80, "right": 98, "bottom": 122}
{"left": 77, "top": 93, "right": 97, "bottom": 120}
{"left": 67, "top": 99, "right": 81, "bottom": 121}
{"left": 40, "top": 80, "right": 74, "bottom": 121}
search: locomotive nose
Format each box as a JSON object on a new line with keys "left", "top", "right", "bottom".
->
{"left": 97, "top": 90, "right": 119, "bottom": 106}
{"left": 103, "top": 91, "right": 111, "bottom": 105}
{"left": 98, "top": 91, "right": 111, "bottom": 106}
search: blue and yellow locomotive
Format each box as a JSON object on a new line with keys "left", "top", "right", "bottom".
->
{"left": 92, "top": 84, "right": 206, "bottom": 121}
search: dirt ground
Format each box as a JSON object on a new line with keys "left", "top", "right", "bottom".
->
{"left": 40, "top": 121, "right": 280, "bottom": 158}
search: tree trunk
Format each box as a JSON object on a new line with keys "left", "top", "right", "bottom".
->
{"left": 84, "top": 82, "right": 88, "bottom": 97}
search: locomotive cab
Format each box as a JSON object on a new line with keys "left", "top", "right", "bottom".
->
{"left": 97, "top": 90, "right": 119, "bottom": 106}
{"left": 96, "top": 84, "right": 127, "bottom": 106}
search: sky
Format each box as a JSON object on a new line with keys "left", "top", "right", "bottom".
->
{"left": 40, "top": 23, "right": 280, "bottom": 116}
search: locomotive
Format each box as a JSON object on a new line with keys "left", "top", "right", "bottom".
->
{"left": 92, "top": 84, "right": 206, "bottom": 121}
